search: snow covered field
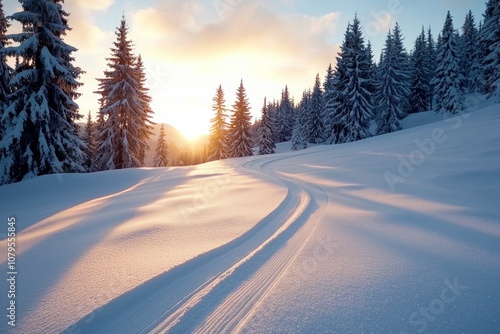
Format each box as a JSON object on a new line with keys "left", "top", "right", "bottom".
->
{"left": 1, "top": 100, "right": 499, "bottom": 333}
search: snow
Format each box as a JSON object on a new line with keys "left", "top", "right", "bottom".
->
{"left": 1, "top": 101, "right": 499, "bottom": 333}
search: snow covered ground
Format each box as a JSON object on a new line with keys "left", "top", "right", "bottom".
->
{"left": 1, "top": 98, "right": 499, "bottom": 333}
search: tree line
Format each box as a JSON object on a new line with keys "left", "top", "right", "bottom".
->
{"left": 0, "top": 1, "right": 498, "bottom": 184}
{"left": 0, "top": 1, "right": 160, "bottom": 184}
{"left": 207, "top": 1, "right": 499, "bottom": 160}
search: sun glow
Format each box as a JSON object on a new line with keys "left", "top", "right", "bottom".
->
{"left": 179, "top": 123, "right": 208, "bottom": 141}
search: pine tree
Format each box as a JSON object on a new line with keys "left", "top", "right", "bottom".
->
{"left": 470, "top": 21, "right": 486, "bottom": 93}
{"left": 291, "top": 94, "right": 308, "bottom": 151}
{"left": 364, "top": 41, "right": 377, "bottom": 96}
{"left": 432, "top": 12, "right": 465, "bottom": 114}
{"left": 392, "top": 23, "right": 411, "bottom": 114}
{"left": 410, "top": 27, "right": 430, "bottom": 113}
{"left": 153, "top": 124, "right": 168, "bottom": 167}
{"left": 425, "top": 27, "right": 438, "bottom": 110}
{"left": 334, "top": 16, "right": 374, "bottom": 143}
{"left": 135, "top": 55, "right": 155, "bottom": 165}
{"left": 0, "top": 0, "right": 85, "bottom": 184}
{"left": 480, "top": 0, "right": 500, "bottom": 99}
{"left": 257, "top": 98, "right": 276, "bottom": 155}
{"left": 228, "top": 80, "right": 253, "bottom": 158}
{"left": 322, "top": 63, "right": 335, "bottom": 143}
{"left": 306, "top": 74, "right": 324, "bottom": 144}
{"left": 325, "top": 23, "right": 351, "bottom": 144}
{"left": 0, "top": 0, "right": 10, "bottom": 137}
{"left": 267, "top": 100, "right": 279, "bottom": 144}
{"left": 95, "top": 17, "right": 154, "bottom": 170}
{"left": 291, "top": 115, "right": 307, "bottom": 151}
{"left": 376, "top": 26, "right": 410, "bottom": 135}
{"left": 276, "top": 86, "right": 294, "bottom": 142}
{"left": 208, "top": 85, "right": 229, "bottom": 161}
{"left": 461, "top": 11, "right": 479, "bottom": 93}
{"left": 83, "top": 111, "right": 96, "bottom": 171}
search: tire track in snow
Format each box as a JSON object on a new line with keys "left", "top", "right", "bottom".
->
{"left": 149, "top": 189, "right": 311, "bottom": 333}
{"left": 191, "top": 157, "right": 329, "bottom": 333}
{"left": 64, "top": 156, "right": 307, "bottom": 334}
{"left": 150, "top": 154, "right": 328, "bottom": 333}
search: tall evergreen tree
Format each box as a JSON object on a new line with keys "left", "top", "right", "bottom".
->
{"left": 392, "top": 23, "right": 411, "bottom": 113}
{"left": 322, "top": 63, "right": 335, "bottom": 143}
{"left": 135, "top": 55, "right": 154, "bottom": 165}
{"left": 364, "top": 41, "right": 377, "bottom": 95}
{"left": 95, "top": 17, "right": 154, "bottom": 170}
{"left": 276, "top": 86, "right": 294, "bottom": 142}
{"left": 410, "top": 27, "right": 430, "bottom": 113}
{"left": 153, "top": 124, "right": 168, "bottom": 167}
{"left": 228, "top": 80, "right": 253, "bottom": 158}
{"left": 291, "top": 115, "right": 307, "bottom": 151}
{"left": 0, "top": 0, "right": 10, "bottom": 137}
{"left": 432, "top": 12, "right": 465, "bottom": 114}
{"left": 461, "top": 10, "right": 479, "bottom": 93}
{"left": 425, "top": 27, "right": 438, "bottom": 109}
{"left": 83, "top": 111, "right": 96, "bottom": 171}
{"left": 376, "top": 27, "right": 410, "bottom": 135}
{"left": 324, "top": 23, "right": 351, "bottom": 144}
{"left": 480, "top": 0, "right": 500, "bottom": 99}
{"left": 470, "top": 21, "right": 486, "bottom": 93}
{"left": 0, "top": 0, "right": 85, "bottom": 184}
{"left": 257, "top": 97, "right": 276, "bottom": 155}
{"left": 306, "top": 73, "right": 324, "bottom": 144}
{"left": 291, "top": 92, "right": 308, "bottom": 151}
{"left": 208, "top": 85, "right": 229, "bottom": 161}
{"left": 334, "top": 15, "right": 374, "bottom": 143}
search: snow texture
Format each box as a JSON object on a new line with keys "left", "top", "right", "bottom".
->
{"left": 0, "top": 96, "right": 499, "bottom": 334}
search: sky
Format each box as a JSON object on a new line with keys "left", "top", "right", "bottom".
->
{"left": 4, "top": 0, "right": 486, "bottom": 139}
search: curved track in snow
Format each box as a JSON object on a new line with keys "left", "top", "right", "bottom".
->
{"left": 64, "top": 152, "right": 328, "bottom": 334}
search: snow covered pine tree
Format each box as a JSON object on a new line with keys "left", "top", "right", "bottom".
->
{"left": 0, "top": 0, "right": 85, "bottom": 184}
{"left": 95, "top": 17, "right": 154, "bottom": 170}
{"left": 153, "top": 124, "right": 168, "bottom": 167}
{"left": 432, "top": 11, "right": 465, "bottom": 114}
{"left": 228, "top": 80, "right": 253, "bottom": 158}
{"left": 257, "top": 97, "right": 276, "bottom": 155}
{"left": 208, "top": 85, "right": 229, "bottom": 161}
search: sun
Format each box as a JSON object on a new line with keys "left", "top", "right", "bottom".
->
{"left": 179, "top": 123, "right": 208, "bottom": 141}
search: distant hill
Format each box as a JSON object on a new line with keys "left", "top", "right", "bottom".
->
{"left": 77, "top": 122, "right": 209, "bottom": 167}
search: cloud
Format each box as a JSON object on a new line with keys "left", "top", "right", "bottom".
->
{"left": 124, "top": 0, "right": 341, "bottom": 133}
{"left": 130, "top": 1, "right": 339, "bottom": 88}
{"left": 75, "top": 0, "right": 114, "bottom": 11}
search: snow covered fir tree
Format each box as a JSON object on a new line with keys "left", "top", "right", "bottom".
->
{"left": 0, "top": 0, "right": 85, "bottom": 184}
{"left": 208, "top": 85, "right": 229, "bottom": 161}
{"left": 228, "top": 80, "right": 253, "bottom": 158}
{"left": 432, "top": 11, "right": 465, "bottom": 114}
{"left": 375, "top": 24, "right": 410, "bottom": 135}
{"left": 480, "top": 0, "right": 500, "bottom": 100}
{"left": 83, "top": 111, "right": 96, "bottom": 171}
{"left": 95, "top": 16, "right": 154, "bottom": 170}
{"left": 257, "top": 98, "right": 276, "bottom": 155}
{"left": 153, "top": 124, "right": 168, "bottom": 167}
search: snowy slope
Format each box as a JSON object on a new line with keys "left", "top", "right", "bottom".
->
{"left": 1, "top": 101, "right": 499, "bottom": 333}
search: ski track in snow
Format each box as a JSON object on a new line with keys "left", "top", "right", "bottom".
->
{"left": 64, "top": 151, "right": 329, "bottom": 333}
